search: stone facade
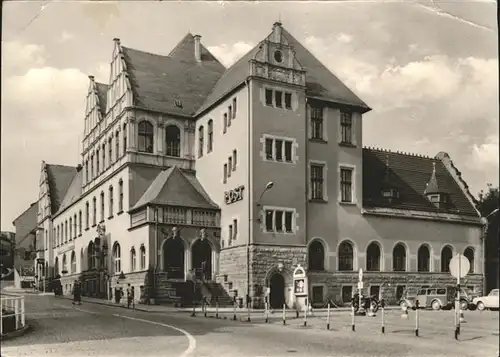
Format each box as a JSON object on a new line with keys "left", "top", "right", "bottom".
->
{"left": 218, "top": 245, "right": 248, "bottom": 300}
{"left": 109, "top": 270, "right": 148, "bottom": 303}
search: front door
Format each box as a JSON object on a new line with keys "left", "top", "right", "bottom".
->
{"left": 191, "top": 239, "right": 212, "bottom": 281}
{"left": 269, "top": 273, "right": 285, "bottom": 309}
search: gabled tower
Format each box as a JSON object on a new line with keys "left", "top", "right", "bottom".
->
{"left": 424, "top": 162, "right": 448, "bottom": 208}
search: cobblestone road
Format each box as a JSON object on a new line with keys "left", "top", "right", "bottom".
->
{"left": 2, "top": 294, "right": 498, "bottom": 357}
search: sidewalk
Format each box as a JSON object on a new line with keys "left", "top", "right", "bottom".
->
{"left": 58, "top": 294, "right": 400, "bottom": 315}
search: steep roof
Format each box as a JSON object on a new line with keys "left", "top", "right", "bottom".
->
{"left": 121, "top": 34, "right": 226, "bottom": 116}
{"left": 362, "top": 148, "right": 478, "bottom": 216}
{"left": 55, "top": 169, "right": 83, "bottom": 216}
{"left": 95, "top": 82, "right": 109, "bottom": 116}
{"left": 197, "top": 25, "right": 370, "bottom": 115}
{"left": 45, "top": 164, "right": 78, "bottom": 214}
{"left": 131, "top": 166, "right": 219, "bottom": 211}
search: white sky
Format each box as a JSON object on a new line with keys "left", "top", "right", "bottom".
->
{"left": 1, "top": 0, "right": 498, "bottom": 230}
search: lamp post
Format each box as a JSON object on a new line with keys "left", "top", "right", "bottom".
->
{"left": 247, "top": 181, "right": 274, "bottom": 310}
{"left": 481, "top": 208, "right": 499, "bottom": 294}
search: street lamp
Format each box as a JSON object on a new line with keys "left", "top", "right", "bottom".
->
{"left": 481, "top": 208, "right": 499, "bottom": 295}
{"left": 247, "top": 181, "right": 275, "bottom": 313}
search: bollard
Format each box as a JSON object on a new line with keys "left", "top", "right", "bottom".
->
{"left": 21, "top": 298, "right": 25, "bottom": 327}
{"left": 381, "top": 299, "right": 385, "bottom": 334}
{"left": 326, "top": 303, "right": 330, "bottom": 330}
{"left": 216, "top": 297, "right": 219, "bottom": 319}
{"left": 303, "top": 304, "right": 307, "bottom": 327}
{"left": 233, "top": 298, "right": 237, "bottom": 321}
{"left": 459, "top": 309, "right": 466, "bottom": 324}
{"left": 14, "top": 299, "right": 19, "bottom": 330}
{"left": 296, "top": 309, "right": 299, "bottom": 319}
{"left": 283, "top": 303, "right": 286, "bottom": 325}
{"left": 265, "top": 301, "right": 269, "bottom": 323}
{"left": 246, "top": 295, "right": 251, "bottom": 322}
{"left": 415, "top": 300, "right": 420, "bottom": 337}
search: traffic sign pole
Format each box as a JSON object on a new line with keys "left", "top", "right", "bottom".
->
{"left": 449, "top": 253, "right": 469, "bottom": 340}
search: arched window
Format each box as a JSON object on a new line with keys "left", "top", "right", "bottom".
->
{"left": 80, "top": 248, "right": 84, "bottom": 271}
{"left": 366, "top": 242, "right": 381, "bottom": 271}
{"left": 441, "top": 245, "right": 453, "bottom": 272}
{"left": 198, "top": 126, "right": 204, "bottom": 158}
{"left": 138, "top": 121, "right": 154, "bottom": 153}
{"left": 393, "top": 243, "right": 406, "bottom": 272}
{"left": 130, "top": 247, "right": 136, "bottom": 272}
{"left": 418, "top": 245, "right": 430, "bottom": 272}
{"left": 100, "top": 191, "right": 105, "bottom": 222}
{"left": 308, "top": 240, "right": 325, "bottom": 271}
{"left": 73, "top": 214, "right": 77, "bottom": 238}
{"left": 70, "top": 251, "right": 76, "bottom": 274}
{"left": 78, "top": 211, "right": 82, "bottom": 235}
{"left": 65, "top": 220, "right": 68, "bottom": 242}
{"left": 464, "top": 247, "right": 475, "bottom": 273}
{"left": 57, "top": 226, "right": 60, "bottom": 246}
{"left": 115, "top": 130, "right": 120, "bottom": 160}
{"left": 88, "top": 241, "right": 94, "bottom": 270}
{"left": 338, "top": 241, "right": 354, "bottom": 271}
{"left": 69, "top": 218, "right": 73, "bottom": 240}
{"left": 109, "top": 186, "right": 114, "bottom": 217}
{"left": 123, "top": 123, "right": 127, "bottom": 155}
{"left": 113, "top": 242, "right": 121, "bottom": 274}
{"left": 140, "top": 245, "right": 146, "bottom": 270}
{"left": 207, "top": 120, "right": 213, "bottom": 153}
{"left": 165, "top": 125, "right": 181, "bottom": 157}
{"left": 118, "top": 179, "right": 124, "bottom": 212}
{"left": 54, "top": 257, "right": 59, "bottom": 276}
{"left": 62, "top": 254, "right": 68, "bottom": 273}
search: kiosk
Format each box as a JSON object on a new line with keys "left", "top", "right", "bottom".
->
{"left": 293, "top": 264, "right": 308, "bottom": 311}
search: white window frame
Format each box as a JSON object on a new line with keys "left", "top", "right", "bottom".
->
{"left": 338, "top": 164, "right": 356, "bottom": 204}
{"left": 308, "top": 105, "right": 328, "bottom": 142}
{"left": 261, "top": 206, "right": 298, "bottom": 234}
{"left": 260, "top": 134, "right": 298, "bottom": 164}
{"left": 263, "top": 87, "right": 294, "bottom": 110}
{"left": 338, "top": 110, "right": 357, "bottom": 146}
{"left": 308, "top": 160, "right": 328, "bottom": 201}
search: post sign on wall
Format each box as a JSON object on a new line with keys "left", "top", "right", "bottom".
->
{"left": 224, "top": 185, "right": 245, "bottom": 205}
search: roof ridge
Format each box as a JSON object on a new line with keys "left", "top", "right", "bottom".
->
{"left": 168, "top": 32, "right": 195, "bottom": 57}
{"left": 45, "top": 163, "right": 77, "bottom": 169}
{"left": 122, "top": 45, "right": 172, "bottom": 60}
{"left": 363, "top": 146, "right": 431, "bottom": 159}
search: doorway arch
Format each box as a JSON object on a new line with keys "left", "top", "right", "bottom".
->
{"left": 191, "top": 239, "right": 212, "bottom": 281}
{"left": 163, "top": 238, "right": 185, "bottom": 279}
{"left": 269, "top": 273, "right": 285, "bottom": 309}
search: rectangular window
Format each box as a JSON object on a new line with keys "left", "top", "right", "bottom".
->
{"left": 275, "top": 91, "right": 283, "bottom": 108}
{"left": 93, "top": 198, "right": 97, "bottom": 226}
{"left": 100, "top": 194, "right": 105, "bottom": 222}
{"left": 311, "top": 107, "right": 323, "bottom": 140}
{"left": 232, "top": 98, "right": 237, "bottom": 118}
{"left": 96, "top": 150, "right": 100, "bottom": 175}
{"left": 228, "top": 106, "right": 232, "bottom": 126}
{"left": 108, "top": 138, "right": 112, "bottom": 164}
{"left": 116, "top": 132, "right": 120, "bottom": 160}
{"left": 229, "top": 225, "right": 233, "bottom": 243}
{"left": 265, "top": 89, "right": 273, "bottom": 106}
{"left": 275, "top": 140, "right": 283, "bottom": 161}
{"left": 69, "top": 218, "right": 72, "bottom": 240}
{"left": 223, "top": 164, "right": 228, "bottom": 184}
{"left": 86, "top": 203, "right": 89, "bottom": 229}
{"left": 310, "top": 164, "right": 324, "bottom": 200}
{"left": 228, "top": 157, "right": 232, "bottom": 177}
{"left": 232, "top": 150, "right": 237, "bottom": 170}
{"left": 65, "top": 221, "right": 68, "bottom": 243}
{"left": 102, "top": 146, "right": 106, "bottom": 171}
{"left": 223, "top": 113, "right": 228, "bottom": 133}
{"left": 284, "top": 141, "right": 292, "bottom": 162}
{"left": 79, "top": 211, "right": 82, "bottom": 235}
{"left": 265, "top": 138, "right": 273, "bottom": 160}
{"left": 340, "top": 111, "right": 353, "bottom": 144}
{"left": 340, "top": 168, "right": 353, "bottom": 203}
{"left": 109, "top": 188, "right": 114, "bottom": 217}
{"left": 118, "top": 181, "right": 124, "bottom": 212}
{"left": 370, "top": 285, "right": 380, "bottom": 298}
{"left": 264, "top": 209, "right": 294, "bottom": 233}
{"left": 284, "top": 93, "right": 292, "bottom": 109}
{"left": 233, "top": 219, "right": 238, "bottom": 239}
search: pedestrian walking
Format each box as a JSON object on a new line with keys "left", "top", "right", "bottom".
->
{"left": 127, "top": 284, "right": 132, "bottom": 308}
{"left": 72, "top": 280, "right": 82, "bottom": 305}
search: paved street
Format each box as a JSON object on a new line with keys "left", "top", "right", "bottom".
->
{"left": 2, "top": 294, "right": 498, "bottom": 357}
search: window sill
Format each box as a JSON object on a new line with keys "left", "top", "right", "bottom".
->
{"left": 117, "top": 211, "right": 123, "bottom": 216}
{"left": 99, "top": 220, "right": 105, "bottom": 224}
{"left": 85, "top": 228, "right": 90, "bottom": 231}
{"left": 92, "top": 224, "right": 97, "bottom": 228}
{"left": 339, "top": 201, "right": 356, "bottom": 206}
{"left": 108, "top": 215, "right": 114, "bottom": 220}
{"left": 310, "top": 138, "right": 327, "bottom": 144}
{"left": 263, "top": 230, "right": 295, "bottom": 235}
{"left": 339, "top": 142, "right": 356, "bottom": 148}
{"left": 309, "top": 199, "right": 328, "bottom": 204}
{"left": 78, "top": 234, "right": 82, "bottom": 237}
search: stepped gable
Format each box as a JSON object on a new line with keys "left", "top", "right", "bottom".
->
{"left": 95, "top": 82, "right": 109, "bottom": 115}
{"left": 362, "top": 147, "right": 478, "bottom": 216}
{"left": 55, "top": 169, "right": 83, "bottom": 216}
{"left": 121, "top": 33, "right": 226, "bottom": 117}
{"left": 45, "top": 164, "right": 78, "bottom": 214}
{"left": 196, "top": 23, "right": 370, "bottom": 115}
{"left": 131, "top": 166, "right": 219, "bottom": 211}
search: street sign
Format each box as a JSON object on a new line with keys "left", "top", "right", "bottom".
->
{"left": 358, "top": 268, "right": 363, "bottom": 282}
{"left": 449, "top": 254, "right": 470, "bottom": 279}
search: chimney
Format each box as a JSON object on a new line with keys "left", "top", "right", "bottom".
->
{"left": 77, "top": 164, "right": 83, "bottom": 172}
{"left": 273, "top": 21, "right": 282, "bottom": 43}
{"left": 88, "top": 75, "right": 95, "bottom": 82}
{"left": 113, "top": 37, "right": 121, "bottom": 45}
{"left": 194, "top": 35, "right": 202, "bottom": 62}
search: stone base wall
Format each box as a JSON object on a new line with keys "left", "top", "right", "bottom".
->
{"left": 218, "top": 245, "right": 247, "bottom": 300}
{"left": 109, "top": 270, "right": 148, "bottom": 303}
{"left": 308, "top": 271, "right": 484, "bottom": 307}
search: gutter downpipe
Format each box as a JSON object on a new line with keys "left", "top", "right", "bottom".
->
{"left": 304, "top": 97, "right": 309, "bottom": 311}
{"left": 246, "top": 78, "right": 252, "bottom": 312}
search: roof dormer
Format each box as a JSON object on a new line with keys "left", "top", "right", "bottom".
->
{"left": 425, "top": 162, "right": 448, "bottom": 208}
{"left": 380, "top": 155, "right": 399, "bottom": 202}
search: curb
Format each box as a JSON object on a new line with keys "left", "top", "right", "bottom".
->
{"left": 61, "top": 296, "right": 150, "bottom": 312}
{"left": 0, "top": 323, "right": 32, "bottom": 341}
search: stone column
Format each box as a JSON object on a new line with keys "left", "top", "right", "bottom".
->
{"left": 128, "top": 118, "right": 137, "bottom": 150}
{"left": 157, "top": 122, "right": 165, "bottom": 155}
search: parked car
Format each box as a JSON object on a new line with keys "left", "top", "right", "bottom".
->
{"left": 414, "top": 286, "right": 474, "bottom": 310}
{"left": 399, "top": 287, "right": 418, "bottom": 310}
{"left": 472, "top": 289, "right": 499, "bottom": 311}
